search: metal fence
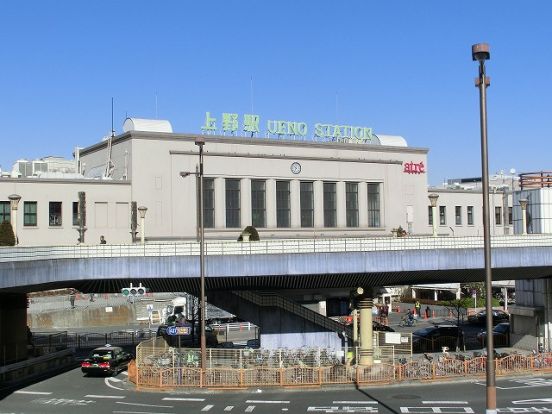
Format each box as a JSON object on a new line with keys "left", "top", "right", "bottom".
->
{"left": 2, "top": 234, "right": 552, "bottom": 262}
{"left": 31, "top": 329, "right": 156, "bottom": 354}
{"left": 130, "top": 345, "right": 552, "bottom": 389}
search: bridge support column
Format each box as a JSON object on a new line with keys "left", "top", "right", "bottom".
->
{"left": 0, "top": 293, "right": 28, "bottom": 365}
{"left": 358, "top": 296, "right": 374, "bottom": 366}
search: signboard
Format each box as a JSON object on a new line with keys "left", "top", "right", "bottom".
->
{"left": 201, "top": 111, "right": 376, "bottom": 144}
{"left": 166, "top": 326, "right": 191, "bottom": 336}
{"left": 403, "top": 161, "right": 425, "bottom": 174}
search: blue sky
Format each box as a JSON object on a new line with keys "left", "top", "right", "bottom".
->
{"left": 1, "top": 1, "right": 550, "bottom": 185}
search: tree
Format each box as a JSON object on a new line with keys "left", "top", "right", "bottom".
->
{"left": 0, "top": 221, "right": 15, "bottom": 246}
{"left": 237, "top": 225, "right": 260, "bottom": 241}
{"left": 444, "top": 297, "right": 471, "bottom": 351}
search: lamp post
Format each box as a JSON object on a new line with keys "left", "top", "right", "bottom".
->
{"left": 472, "top": 42, "right": 496, "bottom": 414}
{"left": 137, "top": 206, "right": 147, "bottom": 244}
{"left": 180, "top": 137, "right": 207, "bottom": 371}
{"left": 8, "top": 194, "right": 21, "bottom": 244}
{"left": 519, "top": 198, "right": 528, "bottom": 235}
{"left": 428, "top": 193, "right": 439, "bottom": 237}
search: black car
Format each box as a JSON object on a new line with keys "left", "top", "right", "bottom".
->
{"left": 468, "top": 309, "right": 509, "bottom": 325}
{"left": 81, "top": 345, "right": 133, "bottom": 376}
{"left": 373, "top": 321, "right": 395, "bottom": 332}
{"left": 412, "top": 325, "right": 464, "bottom": 352}
{"left": 477, "top": 322, "right": 510, "bottom": 347}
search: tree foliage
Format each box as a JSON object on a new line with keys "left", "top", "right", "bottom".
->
{"left": 0, "top": 221, "right": 15, "bottom": 246}
{"left": 237, "top": 225, "right": 260, "bottom": 241}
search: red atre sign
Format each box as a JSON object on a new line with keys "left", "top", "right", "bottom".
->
{"left": 403, "top": 161, "right": 425, "bottom": 174}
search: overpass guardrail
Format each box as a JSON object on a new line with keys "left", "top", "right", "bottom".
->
{"left": 1, "top": 234, "right": 551, "bottom": 263}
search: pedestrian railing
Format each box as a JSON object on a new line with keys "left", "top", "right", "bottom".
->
{"left": 129, "top": 344, "right": 552, "bottom": 389}
{"left": 2, "top": 234, "right": 552, "bottom": 262}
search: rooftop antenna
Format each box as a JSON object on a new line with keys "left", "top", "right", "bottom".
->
{"left": 103, "top": 98, "right": 115, "bottom": 178}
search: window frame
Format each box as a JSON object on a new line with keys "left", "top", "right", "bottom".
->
{"left": 251, "top": 179, "right": 266, "bottom": 228}
{"left": 467, "top": 206, "right": 474, "bottom": 225}
{"left": 225, "top": 178, "right": 241, "bottom": 228}
{"left": 23, "top": 201, "right": 37, "bottom": 227}
{"left": 323, "top": 182, "right": 337, "bottom": 228}
{"left": 345, "top": 182, "right": 359, "bottom": 227}
{"left": 455, "top": 206, "right": 462, "bottom": 226}
{"left": 49, "top": 201, "right": 62, "bottom": 227}
{"left": 276, "top": 180, "right": 291, "bottom": 228}
{"left": 300, "top": 181, "right": 314, "bottom": 228}
{"left": 0, "top": 201, "right": 10, "bottom": 224}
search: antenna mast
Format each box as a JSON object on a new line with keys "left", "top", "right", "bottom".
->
{"left": 104, "top": 98, "right": 115, "bottom": 178}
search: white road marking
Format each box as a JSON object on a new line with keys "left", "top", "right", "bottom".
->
{"left": 201, "top": 405, "right": 214, "bottom": 411}
{"left": 422, "top": 401, "right": 469, "bottom": 404}
{"left": 245, "top": 406, "right": 255, "bottom": 412}
{"left": 105, "top": 377, "right": 125, "bottom": 390}
{"left": 246, "top": 400, "right": 289, "bottom": 404}
{"left": 113, "top": 411, "right": 174, "bottom": 414}
{"left": 162, "top": 397, "right": 205, "bottom": 402}
{"left": 513, "top": 398, "right": 552, "bottom": 404}
{"left": 224, "top": 406, "right": 234, "bottom": 411}
{"left": 333, "top": 401, "right": 378, "bottom": 404}
{"left": 14, "top": 390, "right": 52, "bottom": 395}
{"left": 85, "top": 394, "right": 125, "bottom": 399}
{"left": 116, "top": 402, "right": 174, "bottom": 408}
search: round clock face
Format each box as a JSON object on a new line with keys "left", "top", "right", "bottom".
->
{"left": 291, "top": 162, "right": 301, "bottom": 174}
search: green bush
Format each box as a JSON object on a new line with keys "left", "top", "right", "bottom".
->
{"left": 237, "top": 225, "right": 260, "bottom": 242}
{"left": 0, "top": 221, "right": 16, "bottom": 246}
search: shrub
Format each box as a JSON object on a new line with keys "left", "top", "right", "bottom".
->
{"left": 237, "top": 225, "right": 260, "bottom": 242}
{"left": 0, "top": 221, "right": 16, "bottom": 246}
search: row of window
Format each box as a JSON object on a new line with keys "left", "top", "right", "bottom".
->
{"left": 203, "top": 179, "right": 382, "bottom": 229}
{"left": 428, "top": 205, "right": 513, "bottom": 226}
{"left": 0, "top": 201, "right": 79, "bottom": 227}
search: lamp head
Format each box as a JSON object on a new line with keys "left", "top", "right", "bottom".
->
{"left": 195, "top": 136, "right": 205, "bottom": 147}
{"left": 472, "top": 43, "right": 490, "bottom": 62}
{"left": 179, "top": 171, "right": 191, "bottom": 178}
{"left": 428, "top": 193, "right": 439, "bottom": 207}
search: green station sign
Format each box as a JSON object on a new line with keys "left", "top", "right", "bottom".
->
{"left": 201, "top": 112, "right": 376, "bottom": 144}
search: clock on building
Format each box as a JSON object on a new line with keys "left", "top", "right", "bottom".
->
{"left": 290, "top": 162, "right": 301, "bottom": 174}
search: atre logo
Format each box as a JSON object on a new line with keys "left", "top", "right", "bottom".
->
{"left": 403, "top": 161, "right": 425, "bottom": 174}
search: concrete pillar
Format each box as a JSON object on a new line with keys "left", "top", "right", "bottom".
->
{"left": 241, "top": 179, "right": 252, "bottom": 227}
{"left": 411, "top": 288, "right": 417, "bottom": 299}
{"left": 336, "top": 181, "right": 346, "bottom": 228}
{"left": 266, "top": 179, "right": 277, "bottom": 228}
{"left": 358, "top": 296, "right": 374, "bottom": 366}
{"left": 352, "top": 309, "right": 358, "bottom": 346}
{"left": 502, "top": 287, "right": 508, "bottom": 312}
{"left": 434, "top": 290, "right": 439, "bottom": 301}
{"left": 0, "top": 293, "right": 28, "bottom": 364}
{"left": 456, "top": 288, "right": 462, "bottom": 300}
{"left": 214, "top": 178, "right": 225, "bottom": 229}
{"left": 520, "top": 198, "right": 528, "bottom": 235}
{"left": 8, "top": 194, "right": 21, "bottom": 244}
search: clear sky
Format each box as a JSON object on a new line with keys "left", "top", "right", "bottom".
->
{"left": 1, "top": 1, "right": 550, "bottom": 185}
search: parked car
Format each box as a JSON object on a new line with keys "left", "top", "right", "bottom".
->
{"left": 81, "top": 344, "right": 133, "bottom": 376}
{"left": 468, "top": 309, "right": 509, "bottom": 325}
{"left": 412, "top": 325, "right": 464, "bottom": 352}
{"left": 477, "top": 322, "right": 510, "bottom": 347}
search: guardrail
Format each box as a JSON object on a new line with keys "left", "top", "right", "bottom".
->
{"left": 1, "top": 234, "right": 551, "bottom": 263}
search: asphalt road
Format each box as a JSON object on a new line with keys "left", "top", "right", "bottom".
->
{"left": 2, "top": 367, "right": 552, "bottom": 413}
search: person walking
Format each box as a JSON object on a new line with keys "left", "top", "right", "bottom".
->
{"left": 425, "top": 305, "right": 431, "bottom": 319}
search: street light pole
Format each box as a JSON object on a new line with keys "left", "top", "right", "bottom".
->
{"left": 472, "top": 42, "right": 496, "bottom": 414}
{"left": 196, "top": 137, "right": 207, "bottom": 372}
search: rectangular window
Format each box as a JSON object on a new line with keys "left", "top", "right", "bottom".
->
{"left": 49, "top": 202, "right": 62, "bottom": 226}
{"left": 300, "top": 181, "right": 314, "bottom": 228}
{"left": 23, "top": 201, "right": 37, "bottom": 227}
{"left": 439, "top": 206, "right": 446, "bottom": 225}
{"left": 72, "top": 202, "right": 79, "bottom": 226}
{"left": 495, "top": 206, "right": 502, "bottom": 225}
{"left": 346, "top": 182, "right": 359, "bottom": 227}
{"left": 251, "top": 180, "right": 266, "bottom": 228}
{"left": 323, "top": 182, "right": 337, "bottom": 227}
{"left": 203, "top": 178, "right": 215, "bottom": 228}
{"left": 428, "top": 206, "right": 433, "bottom": 225}
{"left": 367, "top": 183, "right": 381, "bottom": 227}
{"left": 0, "top": 201, "right": 10, "bottom": 223}
{"left": 225, "top": 179, "right": 241, "bottom": 228}
{"left": 276, "top": 181, "right": 290, "bottom": 228}
{"left": 467, "top": 206, "right": 474, "bottom": 225}
{"left": 508, "top": 207, "right": 513, "bottom": 225}
{"left": 455, "top": 206, "right": 462, "bottom": 225}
